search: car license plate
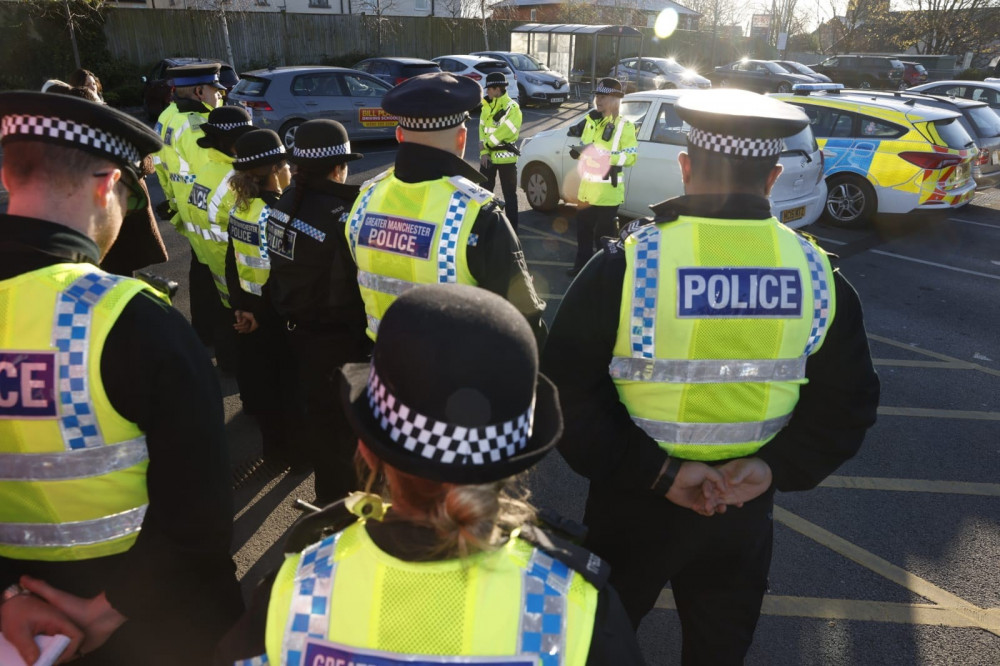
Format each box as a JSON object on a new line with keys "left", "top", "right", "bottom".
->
{"left": 551, "top": 96, "right": 565, "bottom": 103}
{"left": 781, "top": 206, "right": 806, "bottom": 223}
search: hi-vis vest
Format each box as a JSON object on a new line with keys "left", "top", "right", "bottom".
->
{"left": 152, "top": 102, "right": 180, "bottom": 225}
{"left": 611, "top": 217, "right": 836, "bottom": 461}
{"left": 577, "top": 114, "right": 638, "bottom": 207}
{"left": 164, "top": 108, "right": 210, "bottom": 254}
{"left": 228, "top": 199, "right": 272, "bottom": 297}
{"left": 0, "top": 264, "right": 163, "bottom": 561}
{"left": 259, "top": 522, "right": 597, "bottom": 666}
{"left": 186, "top": 149, "right": 235, "bottom": 307}
{"left": 346, "top": 171, "right": 491, "bottom": 339}
{"left": 480, "top": 93, "right": 522, "bottom": 165}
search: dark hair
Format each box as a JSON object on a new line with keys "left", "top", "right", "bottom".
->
{"left": 68, "top": 69, "right": 103, "bottom": 96}
{"left": 686, "top": 144, "right": 778, "bottom": 194}
{"left": 285, "top": 165, "right": 340, "bottom": 221}
{"left": 1, "top": 141, "right": 109, "bottom": 190}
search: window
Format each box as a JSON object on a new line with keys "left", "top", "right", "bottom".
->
{"left": 620, "top": 100, "right": 650, "bottom": 131}
{"left": 969, "top": 87, "right": 1000, "bottom": 107}
{"left": 344, "top": 73, "right": 390, "bottom": 97}
{"left": 309, "top": 0, "right": 330, "bottom": 6}
{"left": 292, "top": 74, "right": 341, "bottom": 96}
{"left": 793, "top": 103, "right": 854, "bottom": 138}
{"left": 859, "top": 115, "right": 904, "bottom": 138}
{"left": 650, "top": 103, "right": 688, "bottom": 145}
{"left": 415, "top": 0, "right": 430, "bottom": 9}
{"left": 530, "top": 9, "right": 537, "bottom": 20}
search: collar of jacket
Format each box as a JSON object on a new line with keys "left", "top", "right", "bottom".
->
{"left": 310, "top": 178, "right": 361, "bottom": 202}
{"left": 0, "top": 214, "right": 99, "bottom": 279}
{"left": 175, "top": 97, "right": 212, "bottom": 113}
{"left": 486, "top": 93, "right": 512, "bottom": 111}
{"left": 394, "top": 142, "right": 487, "bottom": 185}
{"left": 650, "top": 193, "right": 773, "bottom": 221}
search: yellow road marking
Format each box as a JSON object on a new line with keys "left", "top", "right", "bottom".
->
{"left": 868, "top": 334, "right": 1000, "bottom": 378}
{"left": 820, "top": 476, "right": 1000, "bottom": 497}
{"left": 878, "top": 406, "right": 1000, "bottom": 421}
{"left": 872, "top": 358, "right": 973, "bottom": 369}
{"left": 774, "top": 506, "right": 1000, "bottom": 637}
{"left": 654, "top": 590, "right": 996, "bottom": 628}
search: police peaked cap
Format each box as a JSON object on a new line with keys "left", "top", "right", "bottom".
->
{"left": 196, "top": 105, "right": 255, "bottom": 149}
{"left": 485, "top": 72, "right": 508, "bottom": 88}
{"left": 233, "top": 129, "right": 286, "bottom": 171}
{"left": 595, "top": 77, "right": 624, "bottom": 97}
{"left": 675, "top": 89, "right": 810, "bottom": 158}
{"left": 382, "top": 72, "right": 481, "bottom": 131}
{"left": 0, "top": 91, "right": 162, "bottom": 172}
{"left": 167, "top": 63, "right": 226, "bottom": 90}
{"left": 340, "top": 284, "right": 562, "bottom": 484}
{"left": 289, "top": 119, "right": 363, "bottom": 169}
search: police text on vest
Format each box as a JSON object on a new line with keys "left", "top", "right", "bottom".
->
{"left": 358, "top": 214, "right": 436, "bottom": 260}
{"left": 0, "top": 352, "right": 57, "bottom": 418}
{"left": 677, "top": 268, "right": 803, "bottom": 318}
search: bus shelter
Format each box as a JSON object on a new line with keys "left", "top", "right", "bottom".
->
{"left": 510, "top": 24, "right": 644, "bottom": 98}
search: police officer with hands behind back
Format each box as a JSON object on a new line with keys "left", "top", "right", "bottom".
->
{"left": 566, "top": 77, "right": 637, "bottom": 277}
{"left": 479, "top": 71, "right": 522, "bottom": 231}
{"left": 0, "top": 91, "right": 243, "bottom": 665}
{"left": 345, "top": 72, "right": 547, "bottom": 347}
{"left": 541, "top": 89, "right": 880, "bottom": 664}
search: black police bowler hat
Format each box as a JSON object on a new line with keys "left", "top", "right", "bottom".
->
{"left": 167, "top": 63, "right": 226, "bottom": 90}
{"left": 197, "top": 105, "right": 255, "bottom": 149}
{"left": 233, "top": 129, "right": 286, "bottom": 171}
{"left": 595, "top": 78, "right": 624, "bottom": 98}
{"left": 340, "top": 284, "right": 562, "bottom": 484}
{"left": 382, "top": 72, "right": 481, "bottom": 131}
{"left": 288, "top": 119, "right": 363, "bottom": 170}
{"left": 485, "top": 72, "right": 507, "bottom": 88}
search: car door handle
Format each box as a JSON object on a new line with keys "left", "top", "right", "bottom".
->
{"left": 305, "top": 101, "right": 318, "bottom": 106}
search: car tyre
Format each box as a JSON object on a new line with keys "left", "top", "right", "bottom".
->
{"left": 898, "top": 81, "right": 910, "bottom": 90}
{"left": 776, "top": 81, "right": 792, "bottom": 93}
{"left": 279, "top": 120, "right": 303, "bottom": 149}
{"left": 522, "top": 163, "right": 559, "bottom": 212}
{"left": 518, "top": 83, "right": 530, "bottom": 107}
{"left": 823, "top": 174, "right": 876, "bottom": 228}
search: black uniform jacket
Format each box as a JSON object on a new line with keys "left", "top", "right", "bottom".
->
{"left": 225, "top": 190, "right": 280, "bottom": 319}
{"left": 540, "top": 194, "right": 881, "bottom": 495}
{"left": 265, "top": 179, "right": 368, "bottom": 340}
{"left": 214, "top": 507, "right": 646, "bottom": 666}
{"left": 390, "top": 142, "right": 547, "bottom": 347}
{"left": 0, "top": 216, "right": 243, "bottom": 631}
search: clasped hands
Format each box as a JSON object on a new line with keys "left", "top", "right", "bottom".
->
{"left": 665, "top": 457, "right": 773, "bottom": 517}
{"left": 0, "top": 576, "right": 126, "bottom": 664}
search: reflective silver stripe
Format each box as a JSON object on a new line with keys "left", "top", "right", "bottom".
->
{"left": 239, "top": 278, "right": 263, "bottom": 296}
{"left": 0, "top": 437, "right": 148, "bottom": 481}
{"left": 609, "top": 356, "right": 807, "bottom": 384}
{"left": 632, "top": 413, "right": 792, "bottom": 445}
{"left": 236, "top": 254, "right": 270, "bottom": 269}
{"left": 518, "top": 547, "right": 569, "bottom": 664}
{"left": 491, "top": 151, "right": 518, "bottom": 160}
{"left": 367, "top": 314, "right": 380, "bottom": 336}
{"left": 357, "top": 270, "right": 415, "bottom": 297}
{"left": 0, "top": 505, "right": 147, "bottom": 548}
{"left": 208, "top": 170, "right": 234, "bottom": 223}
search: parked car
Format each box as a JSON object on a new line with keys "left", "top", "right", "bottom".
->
{"left": 899, "top": 61, "right": 929, "bottom": 89}
{"left": 470, "top": 51, "right": 570, "bottom": 106}
{"left": 517, "top": 89, "right": 827, "bottom": 228}
{"left": 353, "top": 57, "right": 441, "bottom": 87}
{"left": 142, "top": 57, "right": 238, "bottom": 121}
{"left": 772, "top": 84, "right": 977, "bottom": 227}
{"left": 844, "top": 89, "right": 1000, "bottom": 189}
{"left": 773, "top": 60, "right": 831, "bottom": 83}
{"left": 710, "top": 59, "right": 816, "bottom": 93}
{"left": 227, "top": 66, "right": 397, "bottom": 148}
{"left": 431, "top": 55, "right": 519, "bottom": 102}
{"left": 608, "top": 57, "right": 711, "bottom": 92}
{"left": 808, "top": 55, "right": 905, "bottom": 89}
{"left": 908, "top": 79, "right": 1000, "bottom": 111}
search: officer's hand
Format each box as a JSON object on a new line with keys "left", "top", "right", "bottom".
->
{"left": 588, "top": 109, "right": 603, "bottom": 121}
{"left": 569, "top": 146, "right": 581, "bottom": 160}
{"left": 19, "top": 575, "right": 125, "bottom": 658}
{"left": 233, "top": 310, "right": 259, "bottom": 334}
{"left": 0, "top": 592, "right": 85, "bottom": 665}
{"left": 716, "top": 457, "right": 773, "bottom": 508}
{"left": 664, "top": 461, "right": 727, "bottom": 516}
{"left": 153, "top": 199, "right": 176, "bottom": 221}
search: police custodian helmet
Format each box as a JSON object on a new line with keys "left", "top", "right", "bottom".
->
{"left": 381, "top": 72, "right": 482, "bottom": 131}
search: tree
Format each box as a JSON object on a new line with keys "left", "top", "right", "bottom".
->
{"left": 355, "top": 0, "right": 404, "bottom": 54}
{"left": 894, "top": 0, "right": 1000, "bottom": 56}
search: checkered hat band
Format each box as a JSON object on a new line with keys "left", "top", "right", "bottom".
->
{"left": 293, "top": 142, "right": 351, "bottom": 159}
{"left": 595, "top": 84, "right": 622, "bottom": 95}
{"left": 397, "top": 112, "right": 468, "bottom": 131}
{"left": 235, "top": 145, "right": 286, "bottom": 164}
{"left": 1, "top": 114, "right": 141, "bottom": 167}
{"left": 688, "top": 127, "right": 783, "bottom": 157}
{"left": 206, "top": 120, "right": 253, "bottom": 132}
{"left": 366, "top": 366, "right": 535, "bottom": 466}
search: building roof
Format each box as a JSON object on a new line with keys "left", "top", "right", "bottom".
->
{"left": 512, "top": 23, "right": 644, "bottom": 35}
{"left": 502, "top": 0, "right": 700, "bottom": 16}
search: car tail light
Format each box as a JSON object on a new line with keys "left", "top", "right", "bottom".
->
{"left": 898, "top": 151, "right": 964, "bottom": 169}
{"left": 465, "top": 73, "right": 483, "bottom": 81}
{"left": 395, "top": 77, "right": 408, "bottom": 85}
{"left": 243, "top": 100, "right": 273, "bottom": 112}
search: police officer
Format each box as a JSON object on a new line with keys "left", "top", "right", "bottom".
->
{"left": 0, "top": 92, "right": 243, "bottom": 665}
{"left": 567, "top": 77, "right": 638, "bottom": 277}
{"left": 541, "top": 89, "right": 881, "bottom": 664}
{"left": 345, "top": 72, "right": 547, "bottom": 346}
{"left": 216, "top": 284, "right": 644, "bottom": 665}
{"left": 265, "top": 119, "right": 371, "bottom": 502}
{"left": 479, "top": 71, "right": 522, "bottom": 231}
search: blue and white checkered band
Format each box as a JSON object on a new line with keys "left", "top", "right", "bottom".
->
{"left": 235, "top": 144, "right": 286, "bottom": 164}
{"left": 438, "top": 190, "right": 470, "bottom": 282}
{"left": 519, "top": 548, "right": 571, "bottom": 666}
{"left": 796, "top": 236, "right": 831, "bottom": 355}
{"left": 205, "top": 120, "right": 252, "bottom": 132}
{"left": 396, "top": 111, "right": 468, "bottom": 131}
{"left": 366, "top": 366, "right": 535, "bottom": 465}
{"left": 233, "top": 656, "right": 268, "bottom": 666}
{"left": 688, "top": 127, "right": 783, "bottom": 158}
{"left": 594, "top": 84, "right": 621, "bottom": 96}
{"left": 1, "top": 114, "right": 142, "bottom": 168}
{"left": 282, "top": 532, "right": 341, "bottom": 666}
{"left": 292, "top": 141, "right": 351, "bottom": 159}
{"left": 629, "top": 224, "right": 661, "bottom": 360}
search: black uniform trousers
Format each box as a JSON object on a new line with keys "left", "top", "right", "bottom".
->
{"left": 481, "top": 161, "right": 519, "bottom": 231}
{"left": 572, "top": 204, "right": 619, "bottom": 271}
{"left": 236, "top": 316, "right": 295, "bottom": 463}
{"left": 583, "top": 483, "right": 775, "bottom": 666}
{"left": 189, "top": 253, "right": 239, "bottom": 372}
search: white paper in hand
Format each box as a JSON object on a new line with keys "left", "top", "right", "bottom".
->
{"left": 0, "top": 632, "right": 72, "bottom": 666}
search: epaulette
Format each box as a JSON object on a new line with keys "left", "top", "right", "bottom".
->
{"left": 188, "top": 115, "right": 206, "bottom": 130}
{"left": 796, "top": 229, "right": 839, "bottom": 262}
{"left": 282, "top": 493, "right": 388, "bottom": 554}
{"left": 518, "top": 523, "right": 611, "bottom": 590}
{"left": 601, "top": 216, "right": 658, "bottom": 255}
{"left": 448, "top": 175, "right": 494, "bottom": 205}
{"left": 360, "top": 168, "right": 392, "bottom": 191}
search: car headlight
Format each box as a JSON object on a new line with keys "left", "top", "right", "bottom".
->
{"left": 525, "top": 75, "right": 544, "bottom": 85}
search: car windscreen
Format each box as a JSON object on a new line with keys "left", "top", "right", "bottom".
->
{"left": 475, "top": 62, "right": 511, "bottom": 74}
{"left": 402, "top": 63, "right": 441, "bottom": 77}
{"left": 782, "top": 127, "right": 818, "bottom": 154}
{"left": 966, "top": 105, "right": 1000, "bottom": 137}
{"left": 933, "top": 117, "right": 976, "bottom": 149}
{"left": 231, "top": 76, "right": 268, "bottom": 96}
{"left": 889, "top": 59, "right": 905, "bottom": 69}
{"left": 509, "top": 54, "right": 543, "bottom": 71}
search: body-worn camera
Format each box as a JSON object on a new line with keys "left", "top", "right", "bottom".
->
{"left": 602, "top": 122, "right": 616, "bottom": 142}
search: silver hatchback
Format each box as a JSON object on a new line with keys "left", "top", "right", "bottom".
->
{"left": 228, "top": 66, "right": 397, "bottom": 148}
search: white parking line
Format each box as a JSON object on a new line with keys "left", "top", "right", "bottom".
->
{"left": 948, "top": 217, "right": 1000, "bottom": 229}
{"left": 870, "top": 250, "right": 1000, "bottom": 280}
{"left": 805, "top": 234, "right": 848, "bottom": 245}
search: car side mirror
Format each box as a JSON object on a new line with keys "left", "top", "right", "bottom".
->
{"left": 567, "top": 122, "right": 584, "bottom": 138}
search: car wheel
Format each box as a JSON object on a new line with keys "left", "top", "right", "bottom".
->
{"left": 823, "top": 175, "right": 876, "bottom": 228}
{"left": 776, "top": 81, "right": 792, "bottom": 93}
{"left": 522, "top": 163, "right": 559, "bottom": 212}
{"left": 898, "top": 81, "right": 910, "bottom": 90}
{"left": 279, "top": 120, "right": 303, "bottom": 149}
{"left": 518, "top": 83, "right": 529, "bottom": 107}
